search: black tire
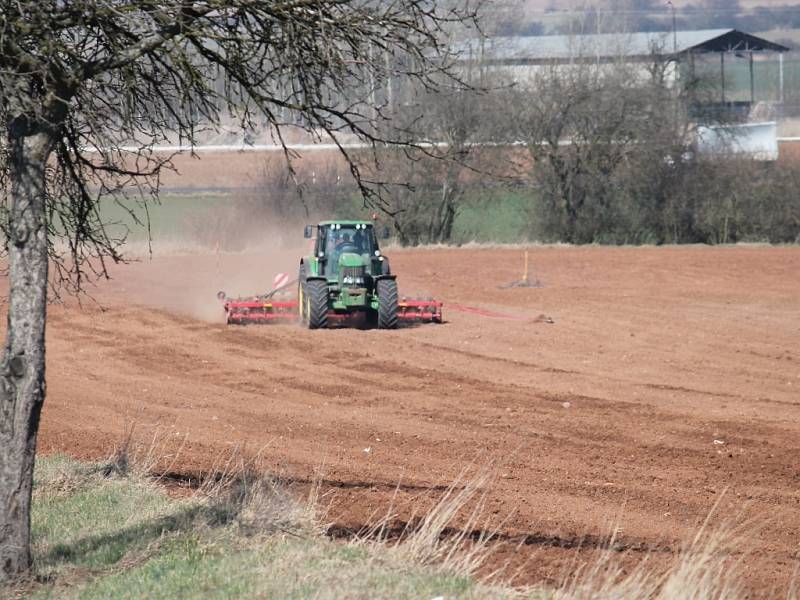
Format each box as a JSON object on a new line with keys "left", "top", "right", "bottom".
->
{"left": 306, "top": 279, "right": 329, "bottom": 329}
{"left": 376, "top": 279, "right": 398, "bottom": 329}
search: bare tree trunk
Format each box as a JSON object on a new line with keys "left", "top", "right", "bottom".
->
{"left": 0, "top": 122, "right": 51, "bottom": 583}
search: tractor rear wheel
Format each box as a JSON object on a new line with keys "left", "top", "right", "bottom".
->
{"left": 306, "top": 279, "right": 329, "bottom": 329}
{"left": 376, "top": 279, "right": 398, "bottom": 329}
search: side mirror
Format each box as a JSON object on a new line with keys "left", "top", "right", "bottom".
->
{"left": 381, "top": 226, "right": 390, "bottom": 239}
{"left": 303, "top": 225, "right": 313, "bottom": 239}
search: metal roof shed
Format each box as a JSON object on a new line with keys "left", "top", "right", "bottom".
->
{"left": 457, "top": 29, "right": 788, "bottom": 63}
{"left": 677, "top": 29, "right": 788, "bottom": 54}
{"left": 670, "top": 30, "right": 790, "bottom": 105}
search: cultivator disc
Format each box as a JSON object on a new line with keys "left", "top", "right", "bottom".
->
{"left": 223, "top": 298, "right": 299, "bottom": 324}
{"left": 217, "top": 282, "right": 298, "bottom": 325}
{"left": 398, "top": 297, "right": 443, "bottom": 324}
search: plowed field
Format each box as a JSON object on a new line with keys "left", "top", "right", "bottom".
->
{"left": 20, "top": 245, "right": 800, "bottom": 595}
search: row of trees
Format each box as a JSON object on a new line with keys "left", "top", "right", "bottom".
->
{"left": 250, "top": 144, "right": 800, "bottom": 246}
{"left": 248, "top": 50, "right": 799, "bottom": 246}
{"left": 512, "top": 59, "right": 800, "bottom": 245}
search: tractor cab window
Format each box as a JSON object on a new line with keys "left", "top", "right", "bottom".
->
{"left": 351, "top": 228, "right": 376, "bottom": 254}
{"left": 318, "top": 225, "right": 377, "bottom": 275}
{"left": 322, "top": 227, "right": 377, "bottom": 256}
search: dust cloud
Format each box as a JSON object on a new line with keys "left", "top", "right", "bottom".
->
{"left": 92, "top": 218, "right": 311, "bottom": 322}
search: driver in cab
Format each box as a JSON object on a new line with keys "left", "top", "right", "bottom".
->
{"left": 333, "top": 231, "right": 364, "bottom": 256}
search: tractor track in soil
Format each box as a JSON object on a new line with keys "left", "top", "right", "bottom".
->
{"left": 5, "top": 245, "right": 800, "bottom": 595}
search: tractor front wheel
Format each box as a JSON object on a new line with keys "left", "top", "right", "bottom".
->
{"left": 376, "top": 279, "right": 398, "bottom": 329}
{"left": 306, "top": 279, "right": 329, "bottom": 329}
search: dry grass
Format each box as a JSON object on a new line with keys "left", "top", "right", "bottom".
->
{"left": 353, "top": 467, "right": 504, "bottom": 579}
{"left": 32, "top": 429, "right": 797, "bottom": 599}
{"left": 197, "top": 447, "right": 325, "bottom": 540}
{"left": 342, "top": 466, "right": 794, "bottom": 600}
{"left": 549, "top": 528, "right": 743, "bottom": 600}
{"left": 106, "top": 424, "right": 323, "bottom": 540}
{"left": 103, "top": 421, "right": 188, "bottom": 480}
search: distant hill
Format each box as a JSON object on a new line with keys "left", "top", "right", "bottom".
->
{"left": 493, "top": 1, "right": 800, "bottom": 37}
{"left": 521, "top": 0, "right": 800, "bottom": 10}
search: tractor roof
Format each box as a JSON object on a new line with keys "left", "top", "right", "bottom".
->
{"left": 318, "top": 220, "right": 374, "bottom": 227}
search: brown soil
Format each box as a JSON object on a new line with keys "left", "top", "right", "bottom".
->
{"left": 10, "top": 245, "right": 800, "bottom": 594}
{"left": 158, "top": 149, "right": 349, "bottom": 191}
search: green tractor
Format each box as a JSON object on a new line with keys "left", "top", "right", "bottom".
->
{"left": 298, "top": 220, "right": 398, "bottom": 329}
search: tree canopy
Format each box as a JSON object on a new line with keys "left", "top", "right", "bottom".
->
{"left": 0, "top": 0, "right": 476, "bottom": 285}
{"left": 0, "top": 0, "right": 477, "bottom": 582}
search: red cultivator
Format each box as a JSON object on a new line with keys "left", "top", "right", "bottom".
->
{"left": 398, "top": 297, "right": 443, "bottom": 323}
{"left": 219, "top": 296, "right": 299, "bottom": 324}
{"left": 217, "top": 282, "right": 299, "bottom": 325}
{"left": 218, "top": 287, "right": 443, "bottom": 326}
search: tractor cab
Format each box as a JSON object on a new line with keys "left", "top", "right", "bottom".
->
{"left": 305, "top": 221, "right": 388, "bottom": 279}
